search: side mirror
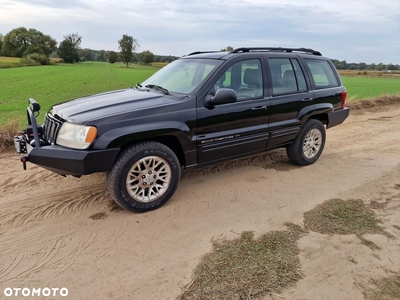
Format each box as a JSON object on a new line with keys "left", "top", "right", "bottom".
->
{"left": 205, "top": 88, "right": 237, "bottom": 107}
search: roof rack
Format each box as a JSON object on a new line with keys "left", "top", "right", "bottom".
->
{"left": 230, "top": 47, "right": 322, "bottom": 56}
{"left": 186, "top": 51, "right": 222, "bottom": 56}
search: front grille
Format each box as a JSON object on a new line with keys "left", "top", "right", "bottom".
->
{"left": 43, "top": 114, "right": 63, "bottom": 144}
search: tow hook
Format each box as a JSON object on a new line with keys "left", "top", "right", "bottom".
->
{"left": 20, "top": 156, "right": 29, "bottom": 170}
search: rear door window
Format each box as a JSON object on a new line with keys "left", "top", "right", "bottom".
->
{"left": 305, "top": 60, "right": 339, "bottom": 88}
{"left": 268, "top": 58, "right": 308, "bottom": 95}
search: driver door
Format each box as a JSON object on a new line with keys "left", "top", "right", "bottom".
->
{"left": 196, "top": 58, "right": 270, "bottom": 164}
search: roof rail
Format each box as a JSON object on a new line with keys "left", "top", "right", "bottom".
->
{"left": 230, "top": 47, "right": 322, "bottom": 56}
{"left": 186, "top": 51, "right": 222, "bottom": 56}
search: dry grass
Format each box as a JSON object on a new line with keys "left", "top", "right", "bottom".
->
{"left": 50, "top": 57, "right": 63, "bottom": 63}
{"left": 346, "top": 95, "right": 400, "bottom": 113}
{"left": 178, "top": 228, "right": 304, "bottom": 300}
{"left": 284, "top": 222, "right": 308, "bottom": 234}
{"left": 339, "top": 70, "right": 400, "bottom": 78}
{"left": 151, "top": 62, "right": 168, "bottom": 68}
{"left": 304, "top": 199, "right": 385, "bottom": 236}
{"left": 357, "top": 235, "right": 382, "bottom": 251}
{"left": 363, "top": 275, "right": 400, "bottom": 300}
{"left": 0, "top": 118, "right": 21, "bottom": 152}
{"left": 0, "top": 56, "right": 21, "bottom": 63}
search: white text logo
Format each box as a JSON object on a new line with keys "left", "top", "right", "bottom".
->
{"left": 4, "top": 287, "right": 68, "bottom": 297}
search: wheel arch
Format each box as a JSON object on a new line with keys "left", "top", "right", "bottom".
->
{"left": 93, "top": 121, "right": 193, "bottom": 167}
{"left": 308, "top": 113, "right": 328, "bottom": 125}
{"left": 119, "top": 135, "right": 186, "bottom": 167}
{"left": 299, "top": 103, "right": 333, "bottom": 125}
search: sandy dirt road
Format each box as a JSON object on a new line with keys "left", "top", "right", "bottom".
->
{"left": 0, "top": 104, "right": 399, "bottom": 299}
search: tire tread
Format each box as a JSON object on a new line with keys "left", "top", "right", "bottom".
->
{"left": 107, "top": 141, "right": 181, "bottom": 212}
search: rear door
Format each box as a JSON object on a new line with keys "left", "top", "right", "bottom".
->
{"left": 196, "top": 56, "right": 270, "bottom": 164}
{"left": 265, "top": 56, "right": 315, "bottom": 148}
{"left": 303, "top": 58, "right": 344, "bottom": 110}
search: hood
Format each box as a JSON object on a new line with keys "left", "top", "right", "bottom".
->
{"left": 50, "top": 88, "right": 181, "bottom": 124}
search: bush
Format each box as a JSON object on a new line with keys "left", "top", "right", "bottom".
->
{"left": 20, "top": 57, "right": 39, "bottom": 66}
{"left": 108, "top": 51, "right": 118, "bottom": 63}
{"left": 26, "top": 53, "right": 50, "bottom": 65}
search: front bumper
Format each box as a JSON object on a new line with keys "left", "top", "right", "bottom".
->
{"left": 327, "top": 107, "right": 350, "bottom": 129}
{"left": 28, "top": 145, "right": 120, "bottom": 176}
{"left": 15, "top": 98, "right": 120, "bottom": 176}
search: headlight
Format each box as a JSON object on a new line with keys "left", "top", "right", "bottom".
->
{"left": 56, "top": 122, "right": 97, "bottom": 150}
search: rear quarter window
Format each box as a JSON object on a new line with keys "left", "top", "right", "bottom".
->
{"left": 305, "top": 60, "right": 339, "bottom": 89}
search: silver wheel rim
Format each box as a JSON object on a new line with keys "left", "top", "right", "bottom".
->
{"left": 125, "top": 156, "right": 172, "bottom": 203}
{"left": 303, "top": 128, "right": 322, "bottom": 159}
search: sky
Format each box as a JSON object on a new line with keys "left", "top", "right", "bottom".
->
{"left": 1, "top": 0, "right": 399, "bottom": 64}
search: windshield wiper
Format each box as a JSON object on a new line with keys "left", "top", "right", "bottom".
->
{"left": 145, "top": 84, "right": 170, "bottom": 95}
{"left": 136, "top": 82, "right": 142, "bottom": 89}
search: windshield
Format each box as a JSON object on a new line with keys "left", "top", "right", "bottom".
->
{"left": 141, "top": 59, "right": 222, "bottom": 94}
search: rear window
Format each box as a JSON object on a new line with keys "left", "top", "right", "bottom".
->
{"left": 305, "top": 60, "right": 339, "bottom": 88}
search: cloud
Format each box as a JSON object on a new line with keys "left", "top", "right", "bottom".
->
{"left": 0, "top": 0, "right": 399, "bottom": 63}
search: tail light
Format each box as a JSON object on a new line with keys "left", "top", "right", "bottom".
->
{"left": 341, "top": 90, "right": 347, "bottom": 109}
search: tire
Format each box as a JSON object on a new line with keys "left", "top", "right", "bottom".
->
{"left": 107, "top": 141, "right": 181, "bottom": 213}
{"left": 286, "top": 119, "right": 326, "bottom": 166}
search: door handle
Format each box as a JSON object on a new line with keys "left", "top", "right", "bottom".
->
{"left": 251, "top": 105, "right": 267, "bottom": 110}
{"left": 302, "top": 97, "right": 314, "bottom": 102}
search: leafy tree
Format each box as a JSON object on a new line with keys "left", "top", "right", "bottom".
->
{"left": 25, "top": 29, "right": 57, "bottom": 56}
{"left": 358, "top": 62, "right": 366, "bottom": 70}
{"left": 58, "top": 33, "right": 82, "bottom": 63}
{"left": 118, "top": 34, "right": 139, "bottom": 67}
{"left": 98, "top": 50, "right": 106, "bottom": 61}
{"left": 108, "top": 51, "right": 118, "bottom": 63}
{"left": 376, "top": 63, "right": 386, "bottom": 71}
{"left": 27, "top": 53, "right": 50, "bottom": 65}
{"left": 154, "top": 55, "right": 179, "bottom": 63}
{"left": 0, "top": 34, "right": 3, "bottom": 56}
{"left": 221, "top": 46, "right": 234, "bottom": 52}
{"left": 2, "top": 27, "right": 56, "bottom": 57}
{"left": 349, "top": 64, "right": 357, "bottom": 70}
{"left": 140, "top": 50, "right": 155, "bottom": 64}
{"left": 2, "top": 27, "right": 29, "bottom": 57}
{"left": 387, "top": 63, "right": 396, "bottom": 70}
{"left": 79, "top": 48, "right": 95, "bottom": 61}
{"left": 335, "top": 60, "right": 347, "bottom": 70}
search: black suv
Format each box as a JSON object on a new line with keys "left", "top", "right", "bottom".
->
{"left": 14, "top": 47, "right": 349, "bottom": 212}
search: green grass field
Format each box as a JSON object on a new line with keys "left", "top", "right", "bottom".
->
{"left": 0, "top": 62, "right": 157, "bottom": 126}
{"left": 341, "top": 77, "right": 400, "bottom": 100}
{"left": 0, "top": 62, "right": 399, "bottom": 127}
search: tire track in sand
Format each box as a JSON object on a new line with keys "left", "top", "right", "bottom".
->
{"left": 0, "top": 232, "right": 99, "bottom": 284}
{"left": 0, "top": 186, "right": 110, "bottom": 229}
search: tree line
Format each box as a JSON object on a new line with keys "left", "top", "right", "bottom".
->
{"left": 331, "top": 59, "right": 400, "bottom": 71}
{"left": 0, "top": 27, "right": 179, "bottom": 65}
{"left": 1, "top": 28, "right": 398, "bottom": 69}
